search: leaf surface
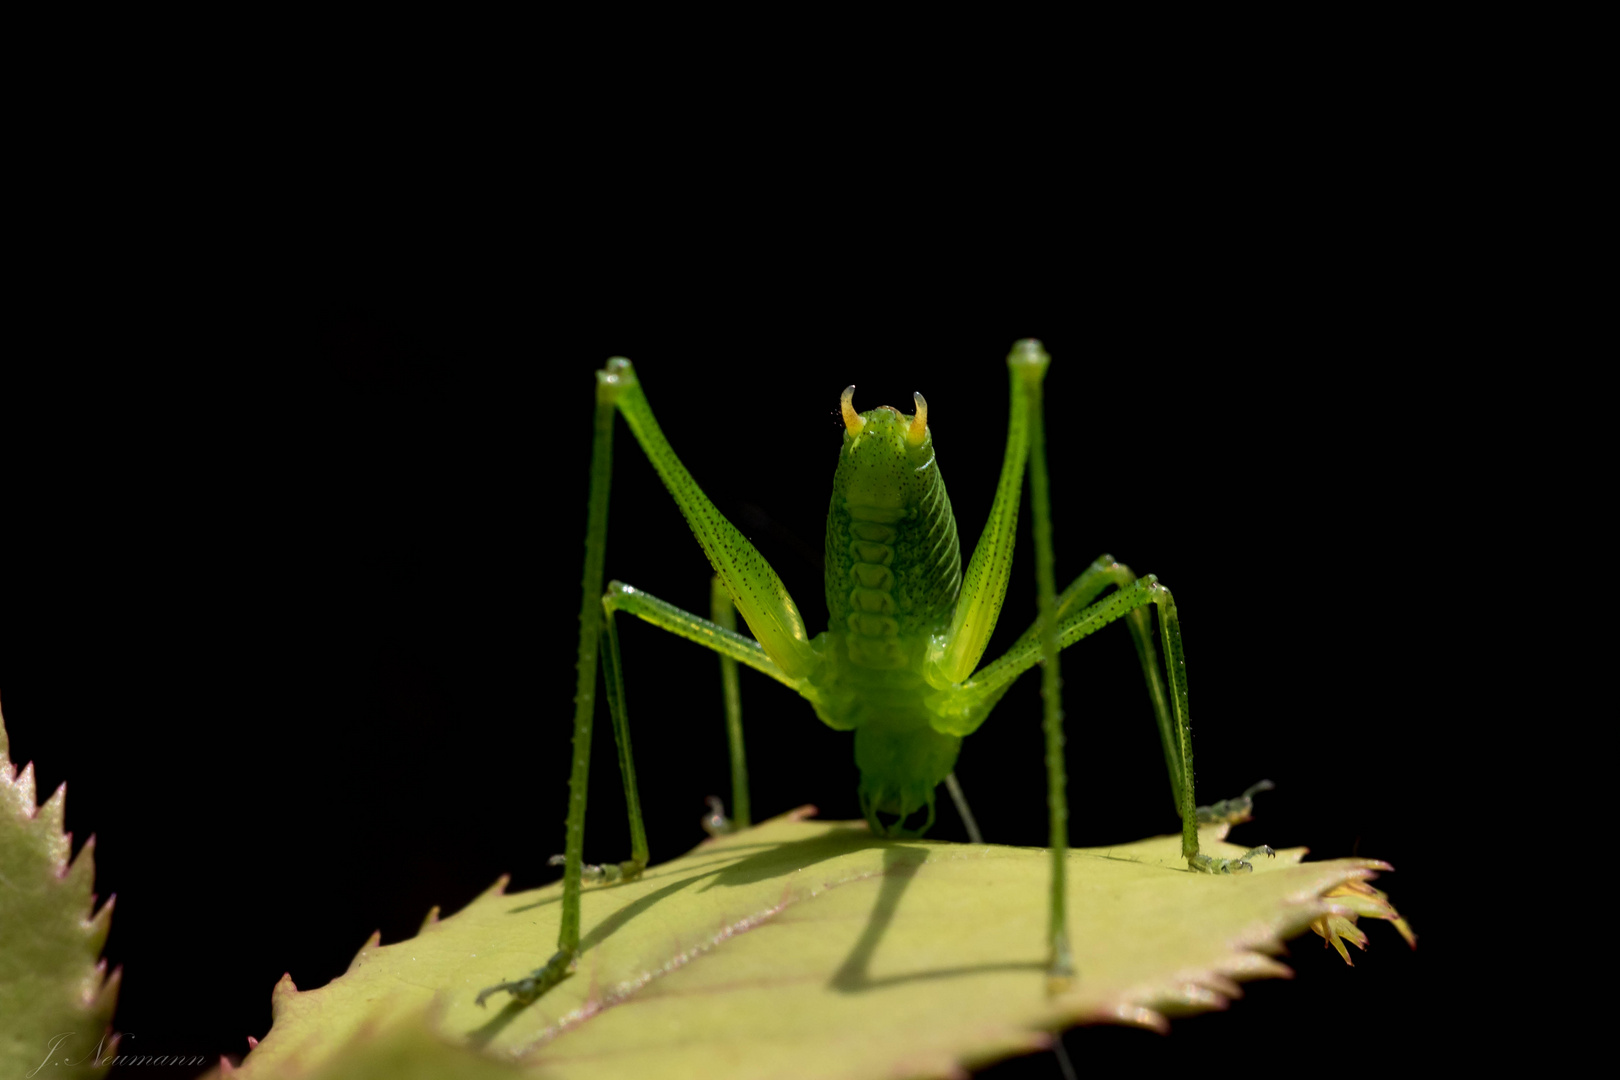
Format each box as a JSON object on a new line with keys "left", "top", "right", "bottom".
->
{"left": 227, "top": 807, "right": 1404, "bottom": 1079}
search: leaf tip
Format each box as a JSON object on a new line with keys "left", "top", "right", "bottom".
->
{"left": 91, "top": 962, "right": 122, "bottom": 1012}
{"left": 1107, "top": 1002, "right": 1171, "bottom": 1033}
{"left": 90, "top": 889, "right": 117, "bottom": 927}
{"left": 271, "top": 971, "right": 299, "bottom": 1007}
{"left": 41, "top": 778, "right": 67, "bottom": 827}
{"left": 71, "top": 830, "right": 98, "bottom": 867}
{"left": 347, "top": 929, "right": 382, "bottom": 971}
{"left": 14, "top": 759, "right": 37, "bottom": 810}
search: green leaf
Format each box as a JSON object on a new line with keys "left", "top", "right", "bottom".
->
{"left": 0, "top": 706, "right": 119, "bottom": 1076}
{"left": 225, "top": 807, "right": 1407, "bottom": 1079}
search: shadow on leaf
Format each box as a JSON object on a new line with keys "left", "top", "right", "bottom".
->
{"left": 829, "top": 845, "right": 1043, "bottom": 993}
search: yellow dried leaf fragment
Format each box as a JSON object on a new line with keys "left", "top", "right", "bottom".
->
{"left": 1310, "top": 878, "right": 1416, "bottom": 965}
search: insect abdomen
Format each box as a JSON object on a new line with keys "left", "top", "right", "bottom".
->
{"left": 824, "top": 406, "right": 961, "bottom": 669}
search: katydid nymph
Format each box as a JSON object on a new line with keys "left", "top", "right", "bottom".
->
{"left": 477, "top": 339, "right": 1271, "bottom": 1008}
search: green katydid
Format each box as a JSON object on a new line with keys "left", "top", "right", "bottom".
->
{"left": 478, "top": 339, "right": 1271, "bottom": 1008}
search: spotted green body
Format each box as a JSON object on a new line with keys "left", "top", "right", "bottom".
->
{"left": 814, "top": 403, "right": 963, "bottom": 830}
{"left": 476, "top": 341, "right": 1254, "bottom": 1011}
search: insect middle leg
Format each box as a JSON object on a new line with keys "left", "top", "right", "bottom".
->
{"left": 959, "top": 568, "right": 1276, "bottom": 874}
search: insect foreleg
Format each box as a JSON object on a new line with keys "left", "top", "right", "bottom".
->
{"left": 1147, "top": 580, "right": 1200, "bottom": 862}
{"left": 710, "top": 576, "right": 749, "bottom": 830}
{"left": 546, "top": 852, "right": 638, "bottom": 884}
{"left": 942, "top": 772, "right": 982, "bottom": 843}
{"left": 599, "top": 603, "right": 650, "bottom": 877}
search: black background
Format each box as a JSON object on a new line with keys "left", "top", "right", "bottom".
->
{"left": 3, "top": 271, "right": 1451, "bottom": 1077}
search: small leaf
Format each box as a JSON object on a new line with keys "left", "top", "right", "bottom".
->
{"left": 0, "top": 705, "right": 120, "bottom": 1077}
{"left": 224, "top": 807, "right": 1407, "bottom": 1079}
